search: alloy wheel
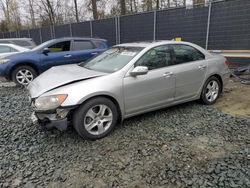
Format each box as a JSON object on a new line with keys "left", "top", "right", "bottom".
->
{"left": 205, "top": 80, "right": 219, "bottom": 102}
{"left": 84, "top": 104, "right": 113, "bottom": 135}
{"left": 16, "top": 69, "right": 34, "bottom": 85}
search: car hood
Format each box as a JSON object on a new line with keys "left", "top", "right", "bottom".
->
{"left": 28, "top": 64, "right": 107, "bottom": 98}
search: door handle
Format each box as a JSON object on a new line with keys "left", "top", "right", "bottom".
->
{"left": 163, "top": 72, "right": 174, "bottom": 78}
{"left": 64, "top": 54, "right": 72, "bottom": 58}
{"left": 198, "top": 65, "right": 207, "bottom": 69}
{"left": 91, "top": 52, "right": 98, "bottom": 55}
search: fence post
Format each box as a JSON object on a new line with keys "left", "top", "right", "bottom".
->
{"left": 69, "top": 23, "right": 73, "bottom": 37}
{"left": 90, "top": 21, "right": 93, "bottom": 37}
{"left": 115, "top": 17, "right": 118, "bottom": 44}
{"left": 118, "top": 16, "right": 121, "bottom": 44}
{"left": 39, "top": 28, "right": 43, "bottom": 43}
{"left": 51, "top": 25, "right": 55, "bottom": 39}
{"left": 205, "top": 1, "right": 212, "bottom": 50}
{"left": 153, "top": 10, "right": 157, "bottom": 41}
{"left": 28, "top": 29, "right": 31, "bottom": 38}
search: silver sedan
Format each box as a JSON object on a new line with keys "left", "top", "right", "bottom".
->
{"left": 28, "top": 41, "right": 230, "bottom": 140}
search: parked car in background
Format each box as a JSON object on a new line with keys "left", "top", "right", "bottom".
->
{"left": 28, "top": 41, "right": 230, "bottom": 140}
{"left": 0, "top": 37, "right": 108, "bottom": 86}
{"left": 0, "top": 44, "right": 29, "bottom": 58}
{"left": 0, "top": 38, "right": 36, "bottom": 49}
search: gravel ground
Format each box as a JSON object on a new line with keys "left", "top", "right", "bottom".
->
{"left": 0, "top": 84, "right": 249, "bottom": 188}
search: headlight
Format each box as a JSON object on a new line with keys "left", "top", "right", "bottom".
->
{"left": 34, "top": 94, "right": 68, "bottom": 111}
{"left": 0, "top": 59, "right": 10, "bottom": 64}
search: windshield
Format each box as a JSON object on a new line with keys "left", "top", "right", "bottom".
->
{"left": 81, "top": 46, "right": 143, "bottom": 73}
{"left": 31, "top": 39, "right": 57, "bottom": 51}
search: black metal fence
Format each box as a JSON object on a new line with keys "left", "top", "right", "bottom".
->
{"left": 1, "top": 0, "right": 250, "bottom": 50}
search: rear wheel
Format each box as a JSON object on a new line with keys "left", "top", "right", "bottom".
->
{"left": 73, "top": 97, "right": 118, "bottom": 140}
{"left": 200, "top": 76, "right": 221, "bottom": 105}
{"left": 11, "top": 65, "right": 37, "bottom": 86}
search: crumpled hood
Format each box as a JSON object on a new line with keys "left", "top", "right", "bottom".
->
{"left": 28, "top": 64, "right": 107, "bottom": 98}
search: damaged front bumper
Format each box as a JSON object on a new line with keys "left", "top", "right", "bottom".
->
{"left": 31, "top": 107, "right": 75, "bottom": 131}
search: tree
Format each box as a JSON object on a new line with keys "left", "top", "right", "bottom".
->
{"left": 40, "top": 0, "right": 56, "bottom": 25}
{"left": 120, "top": 0, "right": 126, "bottom": 15}
{"left": 91, "top": 0, "right": 98, "bottom": 19}
{"left": 0, "top": 0, "right": 21, "bottom": 31}
{"left": 73, "top": 0, "right": 79, "bottom": 22}
{"left": 193, "top": 0, "right": 205, "bottom": 5}
{"left": 28, "top": 0, "right": 36, "bottom": 27}
{"left": 156, "top": 0, "right": 160, "bottom": 10}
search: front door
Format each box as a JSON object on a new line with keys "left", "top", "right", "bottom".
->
{"left": 123, "top": 45, "right": 176, "bottom": 116}
{"left": 40, "top": 40, "right": 74, "bottom": 71}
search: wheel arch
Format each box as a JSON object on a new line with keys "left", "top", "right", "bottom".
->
{"left": 78, "top": 94, "right": 123, "bottom": 124}
{"left": 207, "top": 74, "right": 223, "bottom": 93}
{"left": 9, "top": 62, "right": 39, "bottom": 80}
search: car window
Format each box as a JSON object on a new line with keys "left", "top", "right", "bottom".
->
{"left": 0, "top": 46, "right": 11, "bottom": 53}
{"left": 170, "top": 44, "right": 205, "bottom": 65}
{"left": 73, "top": 40, "right": 94, "bottom": 51}
{"left": 0, "top": 41, "right": 11, "bottom": 44}
{"left": 48, "top": 41, "right": 71, "bottom": 53}
{"left": 135, "top": 45, "right": 174, "bottom": 70}
{"left": 11, "top": 40, "right": 31, "bottom": 47}
{"left": 10, "top": 47, "right": 18, "bottom": 52}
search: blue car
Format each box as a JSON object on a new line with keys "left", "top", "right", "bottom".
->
{"left": 0, "top": 37, "right": 108, "bottom": 85}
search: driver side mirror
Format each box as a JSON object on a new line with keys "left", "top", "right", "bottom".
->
{"left": 130, "top": 66, "right": 148, "bottom": 76}
{"left": 42, "top": 48, "right": 50, "bottom": 54}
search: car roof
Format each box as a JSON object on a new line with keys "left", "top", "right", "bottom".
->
{"left": 0, "top": 38, "right": 33, "bottom": 41}
{"left": 0, "top": 43, "right": 29, "bottom": 50}
{"left": 115, "top": 40, "right": 198, "bottom": 48}
{"left": 53, "top": 37, "right": 107, "bottom": 41}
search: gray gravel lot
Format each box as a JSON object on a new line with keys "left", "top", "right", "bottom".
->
{"left": 0, "top": 84, "right": 249, "bottom": 188}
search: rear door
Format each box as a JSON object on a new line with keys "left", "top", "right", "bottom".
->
{"left": 40, "top": 40, "right": 74, "bottom": 71}
{"left": 71, "top": 40, "right": 103, "bottom": 64}
{"left": 170, "top": 44, "right": 207, "bottom": 101}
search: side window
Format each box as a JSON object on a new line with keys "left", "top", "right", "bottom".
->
{"left": 0, "top": 46, "right": 11, "bottom": 53}
{"left": 135, "top": 45, "right": 174, "bottom": 70}
{"left": 171, "top": 44, "right": 205, "bottom": 65}
{"left": 48, "top": 41, "right": 71, "bottom": 53}
{"left": 11, "top": 40, "right": 30, "bottom": 47}
{"left": 73, "top": 40, "right": 94, "bottom": 51}
{"left": 10, "top": 47, "right": 18, "bottom": 52}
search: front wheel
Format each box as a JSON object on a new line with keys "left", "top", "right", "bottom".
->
{"left": 200, "top": 76, "right": 221, "bottom": 105}
{"left": 11, "top": 65, "right": 37, "bottom": 86}
{"left": 73, "top": 97, "right": 118, "bottom": 140}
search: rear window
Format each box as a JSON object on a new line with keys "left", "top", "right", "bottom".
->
{"left": 93, "top": 40, "right": 107, "bottom": 48}
{"left": 73, "top": 40, "right": 94, "bottom": 51}
{"left": 0, "top": 40, "right": 11, "bottom": 44}
{"left": 0, "top": 46, "right": 11, "bottom": 53}
{"left": 11, "top": 40, "right": 31, "bottom": 47}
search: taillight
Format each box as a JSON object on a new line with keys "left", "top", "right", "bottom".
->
{"left": 224, "top": 59, "right": 230, "bottom": 66}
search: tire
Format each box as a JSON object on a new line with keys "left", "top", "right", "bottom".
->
{"left": 200, "top": 76, "right": 222, "bottom": 105}
{"left": 73, "top": 97, "right": 118, "bottom": 140}
{"left": 11, "top": 65, "right": 37, "bottom": 86}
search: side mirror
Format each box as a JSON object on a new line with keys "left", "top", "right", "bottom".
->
{"left": 42, "top": 48, "right": 50, "bottom": 54}
{"left": 130, "top": 66, "right": 148, "bottom": 76}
